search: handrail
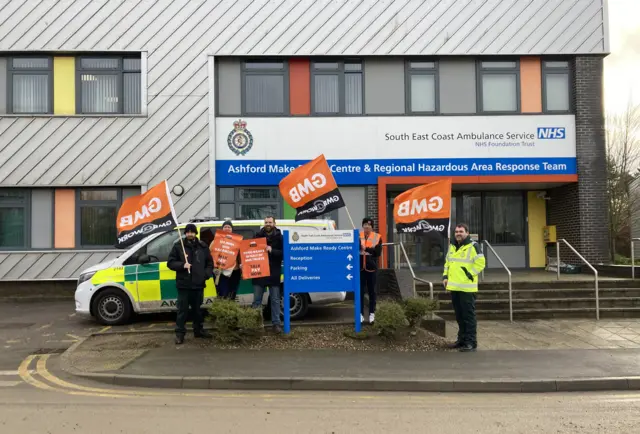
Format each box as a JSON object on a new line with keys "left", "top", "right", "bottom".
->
{"left": 632, "top": 238, "right": 640, "bottom": 279}
{"left": 380, "top": 242, "right": 434, "bottom": 299}
{"left": 482, "top": 240, "right": 513, "bottom": 323}
{"left": 556, "top": 238, "right": 599, "bottom": 320}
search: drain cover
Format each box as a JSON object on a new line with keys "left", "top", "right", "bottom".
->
{"left": 32, "top": 348, "right": 66, "bottom": 355}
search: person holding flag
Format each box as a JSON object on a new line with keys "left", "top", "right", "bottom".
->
{"left": 360, "top": 217, "right": 382, "bottom": 324}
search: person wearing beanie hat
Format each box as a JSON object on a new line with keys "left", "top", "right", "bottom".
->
{"left": 167, "top": 223, "right": 214, "bottom": 344}
{"left": 359, "top": 217, "right": 382, "bottom": 325}
{"left": 215, "top": 220, "right": 242, "bottom": 300}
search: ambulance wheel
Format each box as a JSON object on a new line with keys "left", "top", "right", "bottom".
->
{"left": 274, "top": 293, "right": 309, "bottom": 321}
{"left": 93, "top": 288, "right": 132, "bottom": 325}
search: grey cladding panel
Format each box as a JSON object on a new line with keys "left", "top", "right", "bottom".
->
{"left": 364, "top": 58, "right": 405, "bottom": 115}
{"left": 55, "top": 253, "right": 93, "bottom": 279}
{"left": 217, "top": 58, "right": 241, "bottom": 116}
{"left": 20, "top": 254, "right": 60, "bottom": 279}
{"left": 0, "top": 58, "right": 6, "bottom": 114}
{"left": 439, "top": 59, "right": 477, "bottom": 114}
{"left": 0, "top": 254, "right": 26, "bottom": 279}
{"left": 3, "top": 253, "right": 43, "bottom": 280}
{"left": 31, "top": 189, "right": 53, "bottom": 249}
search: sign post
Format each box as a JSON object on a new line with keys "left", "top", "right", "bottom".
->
{"left": 283, "top": 229, "right": 361, "bottom": 334}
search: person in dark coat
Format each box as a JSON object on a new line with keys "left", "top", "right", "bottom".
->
{"left": 215, "top": 220, "right": 242, "bottom": 300}
{"left": 167, "top": 223, "right": 214, "bottom": 345}
{"left": 251, "top": 216, "right": 284, "bottom": 333}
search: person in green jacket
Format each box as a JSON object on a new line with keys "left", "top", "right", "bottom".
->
{"left": 442, "top": 223, "right": 486, "bottom": 352}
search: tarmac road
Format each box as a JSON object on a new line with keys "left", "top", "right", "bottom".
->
{"left": 2, "top": 370, "right": 640, "bottom": 434}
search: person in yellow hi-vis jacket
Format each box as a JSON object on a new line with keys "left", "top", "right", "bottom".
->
{"left": 442, "top": 223, "right": 486, "bottom": 352}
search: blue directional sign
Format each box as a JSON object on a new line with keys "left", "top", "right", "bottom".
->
{"left": 283, "top": 229, "right": 361, "bottom": 334}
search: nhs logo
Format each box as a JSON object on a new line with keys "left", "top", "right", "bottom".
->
{"left": 537, "top": 127, "right": 566, "bottom": 139}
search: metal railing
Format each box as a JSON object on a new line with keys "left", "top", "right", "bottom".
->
{"left": 381, "top": 242, "right": 434, "bottom": 299}
{"left": 556, "top": 238, "right": 599, "bottom": 320}
{"left": 480, "top": 241, "right": 513, "bottom": 323}
{"left": 632, "top": 238, "right": 640, "bottom": 279}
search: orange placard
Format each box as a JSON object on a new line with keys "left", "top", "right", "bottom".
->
{"left": 393, "top": 179, "right": 452, "bottom": 235}
{"left": 115, "top": 180, "right": 178, "bottom": 248}
{"left": 210, "top": 230, "right": 243, "bottom": 270}
{"left": 278, "top": 154, "right": 345, "bottom": 220}
{"left": 240, "top": 238, "right": 271, "bottom": 280}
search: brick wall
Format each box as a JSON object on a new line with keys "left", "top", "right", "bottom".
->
{"left": 547, "top": 56, "right": 610, "bottom": 264}
{"left": 365, "top": 185, "right": 379, "bottom": 231}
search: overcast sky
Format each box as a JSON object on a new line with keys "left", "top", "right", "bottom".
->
{"left": 604, "top": 0, "right": 640, "bottom": 114}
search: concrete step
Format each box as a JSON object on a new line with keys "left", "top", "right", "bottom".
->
{"left": 437, "top": 307, "right": 640, "bottom": 320}
{"left": 422, "top": 288, "right": 640, "bottom": 301}
{"left": 416, "top": 280, "right": 640, "bottom": 291}
{"left": 437, "top": 297, "right": 640, "bottom": 311}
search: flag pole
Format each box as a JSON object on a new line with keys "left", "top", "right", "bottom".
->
{"left": 344, "top": 205, "right": 356, "bottom": 230}
{"left": 177, "top": 227, "right": 191, "bottom": 274}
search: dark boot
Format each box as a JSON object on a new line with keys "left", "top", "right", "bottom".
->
{"left": 448, "top": 341, "right": 463, "bottom": 349}
{"left": 175, "top": 335, "right": 185, "bottom": 345}
{"left": 272, "top": 324, "right": 282, "bottom": 334}
{"left": 459, "top": 344, "right": 476, "bottom": 352}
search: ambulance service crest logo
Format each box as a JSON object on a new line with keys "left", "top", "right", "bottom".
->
{"left": 292, "top": 232, "right": 300, "bottom": 242}
{"left": 227, "top": 119, "right": 253, "bottom": 156}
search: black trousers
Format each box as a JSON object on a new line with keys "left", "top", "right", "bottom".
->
{"left": 360, "top": 270, "right": 377, "bottom": 315}
{"left": 451, "top": 291, "right": 477, "bottom": 347}
{"left": 175, "top": 289, "right": 204, "bottom": 336}
{"left": 217, "top": 270, "right": 241, "bottom": 299}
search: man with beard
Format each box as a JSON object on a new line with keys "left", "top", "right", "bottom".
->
{"left": 251, "top": 216, "right": 284, "bottom": 333}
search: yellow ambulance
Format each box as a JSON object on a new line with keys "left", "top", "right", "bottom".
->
{"left": 74, "top": 219, "right": 344, "bottom": 325}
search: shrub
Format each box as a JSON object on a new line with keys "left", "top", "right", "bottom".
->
{"left": 372, "top": 301, "right": 406, "bottom": 339}
{"left": 208, "top": 299, "right": 263, "bottom": 342}
{"left": 403, "top": 297, "right": 439, "bottom": 328}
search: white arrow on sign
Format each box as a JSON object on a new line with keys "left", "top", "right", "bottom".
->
{"left": 346, "top": 274, "right": 353, "bottom": 280}
{"left": 347, "top": 254, "right": 353, "bottom": 261}
{"left": 346, "top": 264, "right": 353, "bottom": 270}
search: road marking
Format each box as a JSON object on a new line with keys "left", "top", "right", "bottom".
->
{"left": 68, "top": 314, "right": 76, "bottom": 318}
{"left": 66, "top": 334, "right": 81, "bottom": 341}
{"left": 0, "top": 370, "right": 33, "bottom": 376}
{"left": 0, "top": 381, "right": 21, "bottom": 387}
{"left": 5, "top": 340, "right": 20, "bottom": 344}
{"left": 45, "top": 340, "right": 77, "bottom": 344}
{"left": 37, "top": 323, "right": 53, "bottom": 330}
{"left": 18, "top": 355, "right": 56, "bottom": 391}
{"left": 97, "top": 326, "right": 112, "bottom": 334}
{"left": 145, "top": 324, "right": 157, "bottom": 329}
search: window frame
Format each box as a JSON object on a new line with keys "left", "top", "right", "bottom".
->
{"left": 7, "top": 56, "right": 54, "bottom": 115}
{"left": 310, "top": 59, "right": 364, "bottom": 116}
{"left": 240, "top": 59, "right": 289, "bottom": 116}
{"left": 217, "top": 187, "right": 283, "bottom": 220}
{"left": 75, "top": 55, "right": 142, "bottom": 115}
{"left": 75, "top": 188, "right": 123, "bottom": 249}
{"left": 0, "top": 188, "right": 31, "bottom": 250}
{"left": 405, "top": 59, "right": 439, "bottom": 115}
{"left": 476, "top": 59, "right": 521, "bottom": 114}
{"left": 541, "top": 59, "right": 573, "bottom": 114}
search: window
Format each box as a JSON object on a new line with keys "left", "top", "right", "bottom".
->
{"left": 406, "top": 61, "right": 437, "bottom": 114}
{"left": 484, "top": 193, "right": 525, "bottom": 244}
{"left": 77, "top": 56, "right": 141, "bottom": 114}
{"left": 542, "top": 60, "right": 571, "bottom": 112}
{"left": 242, "top": 61, "right": 287, "bottom": 115}
{"left": 145, "top": 231, "right": 178, "bottom": 263}
{"left": 0, "top": 189, "right": 29, "bottom": 248}
{"left": 218, "top": 187, "right": 282, "bottom": 220}
{"left": 311, "top": 60, "right": 363, "bottom": 115}
{"left": 8, "top": 57, "right": 52, "bottom": 114}
{"left": 478, "top": 60, "right": 520, "bottom": 113}
{"left": 77, "top": 189, "right": 121, "bottom": 247}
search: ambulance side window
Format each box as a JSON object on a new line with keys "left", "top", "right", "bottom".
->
{"left": 146, "top": 231, "right": 179, "bottom": 263}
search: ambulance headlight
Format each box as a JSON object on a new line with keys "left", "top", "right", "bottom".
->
{"left": 77, "top": 271, "right": 96, "bottom": 286}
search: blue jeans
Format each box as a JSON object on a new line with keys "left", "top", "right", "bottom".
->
{"left": 252, "top": 284, "right": 281, "bottom": 326}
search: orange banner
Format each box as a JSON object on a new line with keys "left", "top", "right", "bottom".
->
{"left": 278, "top": 154, "right": 345, "bottom": 220}
{"left": 393, "top": 179, "right": 452, "bottom": 235}
{"left": 210, "top": 230, "right": 243, "bottom": 270}
{"left": 115, "top": 180, "right": 178, "bottom": 248}
{"left": 240, "top": 238, "right": 271, "bottom": 280}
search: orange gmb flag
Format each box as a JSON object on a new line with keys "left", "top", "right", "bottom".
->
{"left": 210, "top": 230, "right": 243, "bottom": 270}
{"left": 279, "top": 154, "right": 345, "bottom": 221}
{"left": 240, "top": 238, "right": 271, "bottom": 280}
{"left": 116, "top": 181, "right": 178, "bottom": 248}
{"left": 393, "top": 179, "right": 452, "bottom": 236}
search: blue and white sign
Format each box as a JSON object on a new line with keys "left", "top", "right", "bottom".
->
{"left": 283, "top": 229, "right": 361, "bottom": 334}
{"left": 215, "top": 115, "right": 578, "bottom": 186}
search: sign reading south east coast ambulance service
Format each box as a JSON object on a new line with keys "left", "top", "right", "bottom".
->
{"left": 215, "top": 115, "right": 577, "bottom": 186}
{"left": 393, "top": 179, "right": 452, "bottom": 237}
{"left": 115, "top": 181, "right": 178, "bottom": 249}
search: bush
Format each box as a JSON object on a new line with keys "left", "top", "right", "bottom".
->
{"left": 372, "top": 301, "right": 407, "bottom": 339}
{"left": 208, "top": 299, "right": 263, "bottom": 342}
{"left": 403, "top": 297, "right": 439, "bottom": 328}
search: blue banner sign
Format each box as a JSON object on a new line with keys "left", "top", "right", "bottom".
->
{"left": 283, "top": 229, "right": 361, "bottom": 334}
{"left": 216, "top": 157, "right": 577, "bottom": 186}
